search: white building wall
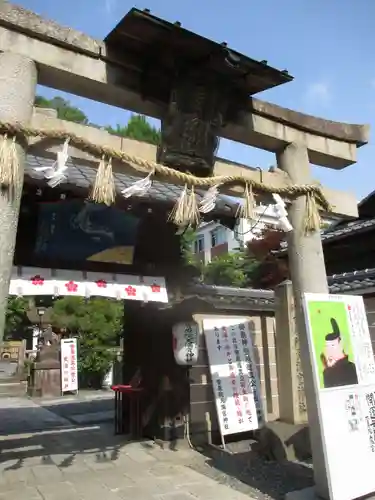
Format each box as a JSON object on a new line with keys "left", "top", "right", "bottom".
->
{"left": 193, "top": 203, "right": 281, "bottom": 264}
{"left": 193, "top": 203, "right": 335, "bottom": 264}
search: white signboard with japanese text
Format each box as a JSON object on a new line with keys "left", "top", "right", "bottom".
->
{"left": 60, "top": 338, "right": 78, "bottom": 393}
{"left": 172, "top": 322, "right": 199, "bottom": 366}
{"left": 303, "top": 293, "right": 375, "bottom": 500}
{"left": 203, "top": 316, "right": 263, "bottom": 436}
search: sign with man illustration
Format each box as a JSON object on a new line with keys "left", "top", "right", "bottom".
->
{"left": 303, "top": 294, "right": 375, "bottom": 500}
{"left": 317, "top": 314, "right": 358, "bottom": 389}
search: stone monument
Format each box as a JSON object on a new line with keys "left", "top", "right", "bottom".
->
{"left": 29, "top": 326, "right": 61, "bottom": 397}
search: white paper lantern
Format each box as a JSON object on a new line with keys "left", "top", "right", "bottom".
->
{"left": 172, "top": 322, "right": 199, "bottom": 366}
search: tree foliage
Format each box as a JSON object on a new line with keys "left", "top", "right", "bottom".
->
{"left": 35, "top": 96, "right": 89, "bottom": 125}
{"left": 106, "top": 115, "right": 161, "bottom": 145}
{"left": 34, "top": 96, "right": 160, "bottom": 145}
{"left": 4, "top": 297, "right": 29, "bottom": 341}
{"left": 180, "top": 227, "right": 198, "bottom": 266}
{"left": 202, "top": 251, "right": 259, "bottom": 288}
{"left": 246, "top": 228, "right": 288, "bottom": 289}
{"left": 51, "top": 297, "right": 123, "bottom": 383}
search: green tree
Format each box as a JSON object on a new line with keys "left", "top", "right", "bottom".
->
{"left": 51, "top": 297, "right": 123, "bottom": 387}
{"left": 202, "top": 251, "right": 259, "bottom": 288}
{"left": 180, "top": 227, "right": 198, "bottom": 266}
{"left": 4, "top": 297, "right": 29, "bottom": 341}
{"left": 35, "top": 95, "right": 88, "bottom": 124}
{"left": 35, "top": 95, "right": 161, "bottom": 145}
{"left": 106, "top": 115, "right": 160, "bottom": 145}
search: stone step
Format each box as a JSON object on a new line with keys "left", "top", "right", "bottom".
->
{"left": 0, "top": 380, "right": 27, "bottom": 397}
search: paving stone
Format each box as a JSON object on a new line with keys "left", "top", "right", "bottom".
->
{"left": 3, "top": 466, "right": 35, "bottom": 485}
{"left": 147, "top": 464, "right": 185, "bottom": 478}
{"left": 96, "top": 469, "right": 136, "bottom": 489}
{"left": 181, "top": 483, "right": 250, "bottom": 500}
{"left": 156, "top": 493, "right": 196, "bottom": 500}
{"left": 125, "top": 448, "right": 157, "bottom": 464}
{"left": 37, "top": 481, "right": 77, "bottom": 500}
{"left": 0, "top": 396, "right": 269, "bottom": 500}
{"left": 31, "top": 464, "right": 65, "bottom": 484}
{"left": 0, "top": 485, "right": 43, "bottom": 499}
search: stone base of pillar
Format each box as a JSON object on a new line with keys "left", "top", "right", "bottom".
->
{"left": 254, "top": 420, "right": 311, "bottom": 462}
{"left": 28, "top": 365, "right": 61, "bottom": 398}
{"left": 285, "top": 486, "right": 331, "bottom": 500}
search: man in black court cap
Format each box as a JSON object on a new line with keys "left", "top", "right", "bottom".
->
{"left": 321, "top": 318, "right": 358, "bottom": 389}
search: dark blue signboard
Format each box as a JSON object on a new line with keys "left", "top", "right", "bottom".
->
{"left": 34, "top": 200, "right": 140, "bottom": 265}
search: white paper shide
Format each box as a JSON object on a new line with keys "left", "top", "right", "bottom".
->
{"left": 60, "top": 338, "right": 78, "bottom": 393}
{"left": 203, "top": 316, "right": 263, "bottom": 437}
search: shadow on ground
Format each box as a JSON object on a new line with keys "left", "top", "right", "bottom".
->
{"left": 0, "top": 401, "right": 313, "bottom": 499}
{"left": 41, "top": 396, "right": 114, "bottom": 424}
{"left": 186, "top": 445, "right": 314, "bottom": 500}
{"left": 0, "top": 421, "right": 131, "bottom": 472}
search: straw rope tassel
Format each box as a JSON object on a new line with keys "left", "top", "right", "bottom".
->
{"left": 236, "top": 182, "right": 256, "bottom": 221}
{"left": 0, "top": 135, "right": 21, "bottom": 198}
{"left": 90, "top": 156, "right": 116, "bottom": 206}
{"left": 168, "top": 184, "right": 189, "bottom": 226}
{"left": 186, "top": 186, "right": 200, "bottom": 227}
{"left": 304, "top": 191, "right": 321, "bottom": 234}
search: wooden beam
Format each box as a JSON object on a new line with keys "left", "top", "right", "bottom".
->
{"left": 27, "top": 113, "right": 359, "bottom": 219}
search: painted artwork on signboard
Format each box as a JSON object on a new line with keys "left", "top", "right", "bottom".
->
{"left": 34, "top": 200, "right": 140, "bottom": 266}
{"left": 302, "top": 293, "right": 375, "bottom": 500}
{"left": 306, "top": 300, "right": 358, "bottom": 389}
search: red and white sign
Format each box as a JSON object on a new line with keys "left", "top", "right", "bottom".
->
{"left": 60, "top": 338, "right": 78, "bottom": 393}
{"left": 203, "top": 316, "right": 263, "bottom": 437}
{"left": 8, "top": 266, "right": 168, "bottom": 303}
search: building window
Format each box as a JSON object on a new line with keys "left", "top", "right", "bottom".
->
{"left": 210, "top": 227, "right": 227, "bottom": 247}
{"left": 194, "top": 235, "right": 204, "bottom": 253}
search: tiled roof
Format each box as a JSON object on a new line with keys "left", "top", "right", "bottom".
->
{"left": 169, "top": 270, "right": 375, "bottom": 310}
{"left": 25, "top": 155, "right": 236, "bottom": 215}
{"left": 328, "top": 268, "right": 375, "bottom": 294}
{"left": 320, "top": 218, "right": 375, "bottom": 243}
{"left": 278, "top": 217, "right": 375, "bottom": 252}
{"left": 168, "top": 284, "right": 276, "bottom": 311}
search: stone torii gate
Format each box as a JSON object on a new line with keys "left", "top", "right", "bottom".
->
{"left": 0, "top": 3, "right": 369, "bottom": 499}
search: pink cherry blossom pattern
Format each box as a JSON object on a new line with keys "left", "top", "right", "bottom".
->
{"left": 31, "top": 275, "right": 44, "bottom": 286}
{"left": 125, "top": 286, "right": 137, "bottom": 297}
{"left": 65, "top": 281, "right": 78, "bottom": 293}
{"left": 151, "top": 283, "right": 161, "bottom": 293}
{"left": 96, "top": 280, "right": 107, "bottom": 288}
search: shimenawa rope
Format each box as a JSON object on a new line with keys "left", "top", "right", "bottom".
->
{"left": 0, "top": 121, "right": 331, "bottom": 232}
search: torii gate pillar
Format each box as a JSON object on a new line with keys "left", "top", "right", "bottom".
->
{"left": 277, "top": 142, "right": 330, "bottom": 499}
{"left": 0, "top": 52, "right": 36, "bottom": 339}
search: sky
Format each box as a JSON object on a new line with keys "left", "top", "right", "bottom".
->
{"left": 13, "top": 0, "right": 375, "bottom": 202}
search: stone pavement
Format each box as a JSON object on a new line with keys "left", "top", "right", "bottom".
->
{"left": 0, "top": 397, "right": 253, "bottom": 500}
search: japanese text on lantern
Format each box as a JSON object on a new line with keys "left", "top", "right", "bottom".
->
{"left": 365, "top": 391, "right": 375, "bottom": 452}
{"left": 184, "top": 324, "right": 195, "bottom": 364}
